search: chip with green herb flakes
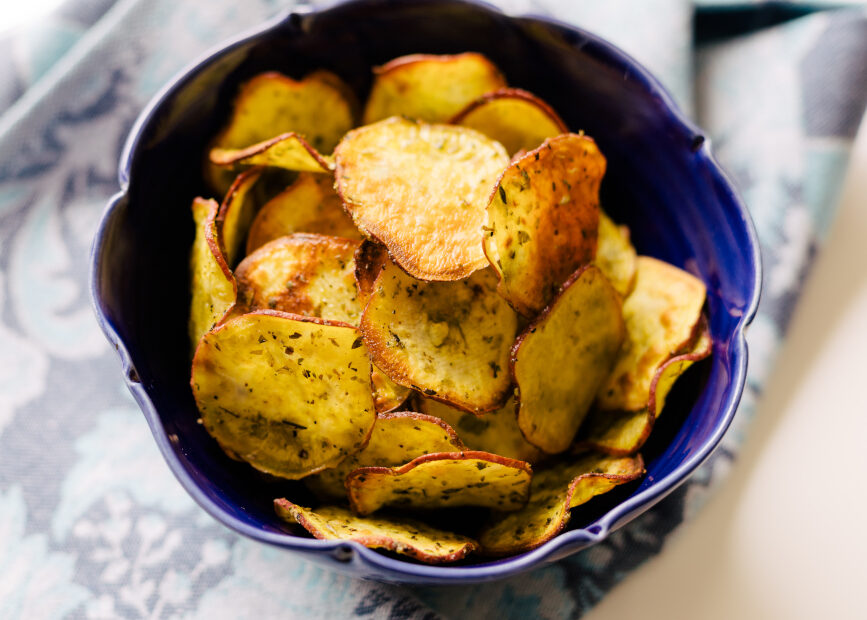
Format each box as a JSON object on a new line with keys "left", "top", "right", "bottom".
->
{"left": 307, "top": 412, "right": 465, "bottom": 499}
{"left": 451, "top": 88, "right": 567, "bottom": 155}
{"left": 191, "top": 310, "right": 376, "bottom": 480}
{"left": 512, "top": 265, "right": 625, "bottom": 454}
{"left": 274, "top": 499, "right": 478, "bottom": 564}
{"left": 595, "top": 211, "right": 638, "bottom": 298}
{"left": 360, "top": 260, "right": 518, "bottom": 414}
{"left": 347, "top": 450, "right": 532, "bottom": 516}
{"left": 596, "top": 256, "right": 707, "bottom": 412}
{"left": 363, "top": 53, "right": 506, "bottom": 124}
{"left": 478, "top": 453, "right": 644, "bottom": 555}
{"left": 483, "top": 133, "right": 605, "bottom": 317}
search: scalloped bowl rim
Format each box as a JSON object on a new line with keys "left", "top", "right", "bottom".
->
{"left": 90, "top": 0, "right": 762, "bottom": 583}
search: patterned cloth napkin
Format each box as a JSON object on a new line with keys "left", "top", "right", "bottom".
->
{"left": 0, "top": 0, "right": 864, "bottom": 617}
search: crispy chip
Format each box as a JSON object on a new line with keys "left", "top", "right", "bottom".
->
{"left": 347, "top": 451, "right": 532, "bottom": 516}
{"left": 596, "top": 211, "right": 637, "bottom": 297}
{"left": 234, "top": 233, "right": 361, "bottom": 324}
{"left": 217, "top": 167, "right": 263, "bottom": 268}
{"left": 577, "top": 320, "right": 712, "bottom": 455}
{"left": 210, "top": 132, "right": 334, "bottom": 173}
{"left": 361, "top": 260, "right": 518, "bottom": 413}
{"left": 597, "top": 256, "right": 707, "bottom": 412}
{"left": 307, "top": 412, "right": 465, "bottom": 499}
{"left": 483, "top": 134, "right": 605, "bottom": 316}
{"left": 189, "top": 197, "right": 236, "bottom": 349}
{"left": 191, "top": 310, "right": 376, "bottom": 479}
{"left": 451, "top": 88, "right": 567, "bottom": 155}
{"left": 418, "top": 397, "right": 543, "bottom": 464}
{"left": 354, "top": 240, "right": 389, "bottom": 306}
{"left": 246, "top": 173, "right": 361, "bottom": 254}
{"left": 512, "top": 265, "right": 625, "bottom": 453}
{"left": 335, "top": 117, "right": 510, "bottom": 281}
{"left": 478, "top": 453, "right": 644, "bottom": 555}
{"left": 363, "top": 53, "right": 506, "bottom": 124}
{"left": 370, "top": 369, "right": 411, "bottom": 413}
{"left": 275, "top": 499, "right": 478, "bottom": 563}
{"left": 206, "top": 71, "right": 355, "bottom": 192}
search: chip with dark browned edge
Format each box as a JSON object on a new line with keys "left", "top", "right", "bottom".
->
{"left": 210, "top": 132, "right": 334, "bottom": 174}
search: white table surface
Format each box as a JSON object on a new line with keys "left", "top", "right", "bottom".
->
{"left": 588, "top": 119, "right": 867, "bottom": 620}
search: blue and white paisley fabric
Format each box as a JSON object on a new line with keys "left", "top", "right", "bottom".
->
{"left": 0, "top": 0, "right": 865, "bottom": 617}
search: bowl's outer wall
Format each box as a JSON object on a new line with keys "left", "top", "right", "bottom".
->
{"left": 92, "top": 0, "right": 759, "bottom": 583}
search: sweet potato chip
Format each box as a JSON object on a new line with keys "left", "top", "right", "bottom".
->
{"left": 307, "top": 412, "right": 465, "bottom": 499}
{"left": 597, "top": 256, "right": 707, "bottom": 412}
{"left": 347, "top": 451, "right": 532, "bottom": 516}
{"left": 577, "top": 320, "right": 712, "bottom": 455}
{"left": 189, "top": 197, "right": 236, "bottom": 349}
{"left": 596, "top": 211, "right": 637, "bottom": 297}
{"left": 274, "top": 499, "right": 477, "bottom": 564}
{"left": 361, "top": 260, "right": 518, "bottom": 413}
{"left": 210, "top": 132, "right": 334, "bottom": 173}
{"left": 234, "top": 234, "right": 361, "bottom": 324}
{"left": 483, "top": 134, "right": 605, "bottom": 316}
{"left": 246, "top": 173, "right": 361, "bottom": 254}
{"left": 512, "top": 265, "right": 625, "bottom": 454}
{"left": 419, "top": 397, "right": 543, "bottom": 464}
{"left": 335, "top": 117, "right": 510, "bottom": 281}
{"left": 216, "top": 167, "right": 263, "bottom": 268}
{"left": 191, "top": 310, "right": 376, "bottom": 479}
{"left": 206, "top": 71, "right": 355, "bottom": 192}
{"left": 451, "top": 88, "right": 568, "bottom": 155}
{"left": 363, "top": 53, "right": 506, "bottom": 124}
{"left": 478, "top": 453, "right": 644, "bottom": 555}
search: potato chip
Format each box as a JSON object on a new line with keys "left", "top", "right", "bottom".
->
{"left": 234, "top": 233, "right": 361, "bottom": 324}
{"left": 210, "top": 132, "right": 334, "bottom": 173}
{"left": 363, "top": 53, "right": 506, "bottom": 124}
{"left": 206, "top": 71, "right": 355, "bottom": 192}
{"left": 307, "top": 412, "right": 465, "bottom": 499}
{"left": 577, "top": 320, "right": 712, "bottom": 455}
{"left": 451, "top": 88, "right": 567, "bottom": 155}
{"left": 347, "top": 451, "right": 532, "bottom": 516}
{"left": 478, "top": 453, "right": 644, "bottom": 555}
{"left": 418, "top": 397, "right": 543, "bottom": 464}
{"left": 596, "top": 256, "right": 707, "bottom": 412}
{"left": 216, "top": 167, "right": 263, "bottom": 268}
{"left": 361, "top": 260, "right": 518, "bottom": 413}
{"left": 369, "top": 369, "right": 412, "bottom": 413}
{"left": 274, "top": 499, "right": 478, "bottom": 563}
{"left": 596, "top": 211, "right": 637, "bottom": 297}
{"left": 353, "top": 240, "right": 389, "bottom": 306}
{"left": 191, "top": 310, "right": 376, "bottom": 479}
{"left": 483, "top": 134, "right": 605, "bottom": 316}
{"left": 188, "top": 197, "right": 236, "bottom": 349}
{"left": 246, "top": 173, "right": 361, "bottom": 254}
{"left": 335, "top": 117, "right": 510, "bottom": 281}
{"left": 512, "top": 265, "right": 625, "bottom": 454}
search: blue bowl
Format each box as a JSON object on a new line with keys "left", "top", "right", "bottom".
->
{"left": 90, "top": 0, "right": 760, "bottom": 584}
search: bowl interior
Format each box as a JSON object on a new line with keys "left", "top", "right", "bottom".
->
{"left": 93, "top": 0, "right": 758, "bottom": 582}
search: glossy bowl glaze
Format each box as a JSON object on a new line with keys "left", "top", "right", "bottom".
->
{"left": 90, "top": 0, "right": 761, "bottom": 584}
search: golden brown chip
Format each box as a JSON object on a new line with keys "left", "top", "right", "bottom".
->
{"left": 206, "top": 71, "right": 355, "bottom": 192}
{"left": 246, "top": 173, "right": 361, "bottom": 254}
{"left": 418, "top": 397, "right": 543, "bottom": 464}
{"left": 370, "top": 369, "right": 412, "bottom": 413}
{"left": 217, "top": 167, "right": 263, "bottom": 268}
{"left": 354, "top": 240, "right": 389, "bottom": 306}
{"left": 512, "top": 265, "right": 625, "bottom": 454}
{"left": 360, "top": 260, "right": 518, "bottom": 413}
{"left": 347, "top": 451, "right": 532, "bottom": 516}
{"left": 234, "top": 233, "right": 361, "bottom": 324}
{"left": 451, "top": 88, "right": 568, "bottom": 155}
{"left": 307, "top": 412, "right": 465, "bottom": 499}
{"left": 274, "top": 499, "right": 477, "bottom": 564}
{"left": 596, "top": 211, "right": 637, "bottom": 297}
{"left": 363, "top": 53, "right": 506, "bottom": 124}
{"left": 577, "top": 320, "right": 712, "bottom": 455}
{"left": 188, "top": 197, "right": 236, "bottom": 349}
{"left": 478, "top": 453, "right": 644, "bottom": 555}
{"left": 191, "top": 310, "right": 376, "bottom": 480}
{"left": 210, "top": 132, "right": 334, "bottom": 173}
{"left": 596, "top": 256, "right": 707, "bottom": 412}
{"left": 335, "top": 117, "right": 510, "bottom": 281}
{"left": 483, "top": 134, "right": 605, "bottom": 316}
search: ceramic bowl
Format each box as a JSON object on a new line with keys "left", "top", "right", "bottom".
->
{"left": 90, "top": 0, "right": 761, "bottom": 584}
